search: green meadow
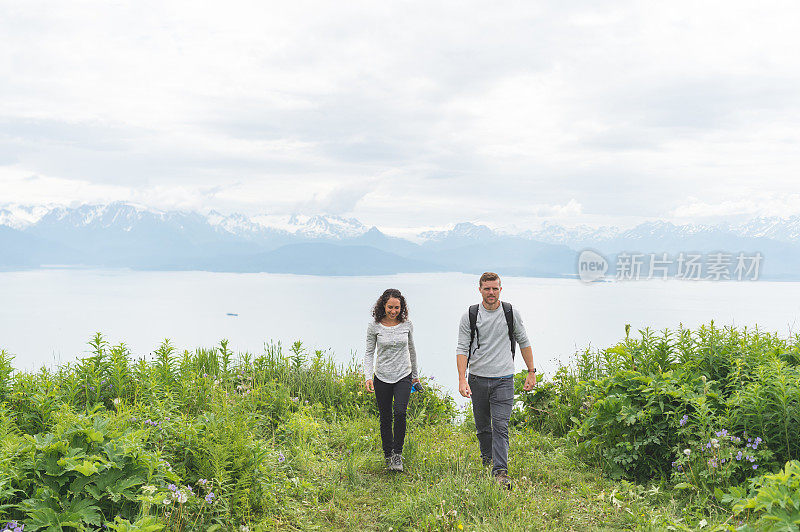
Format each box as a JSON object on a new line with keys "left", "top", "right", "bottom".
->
{"left": 1, "top": 323, "right": 799, "bottom": 531}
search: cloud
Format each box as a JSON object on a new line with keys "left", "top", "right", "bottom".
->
{"left": 1, "top": 0, "right": 800, "bottom": 229}
{"left": 672, "top": 194, "right": 800, "bottom": 220}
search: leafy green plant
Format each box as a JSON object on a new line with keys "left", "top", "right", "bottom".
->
{"left": 5, "top": 406, "right": 174, "bottom": 529}
{"left": 672, "top": 425, "right": 772, "bottom": 501}
{"left": 572, "top": 370, "right": 686, "bottom": 480}
{"left": 725, "top": 460, "right": 800, "bottom": 531}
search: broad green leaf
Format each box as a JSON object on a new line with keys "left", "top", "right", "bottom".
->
{"left": 72, "top": 460, "right": 99, "bottom": 476}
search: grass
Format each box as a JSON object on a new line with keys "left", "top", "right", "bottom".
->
{"left": 244, "top": 416, "right": 735, "bottom": 531}
{"left": 0, "top": 332, "right": 769, "bottom": 531}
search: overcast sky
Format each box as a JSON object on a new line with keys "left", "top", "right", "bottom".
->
{"left": 2, "top": 1, "right": 800, "bottom": 232}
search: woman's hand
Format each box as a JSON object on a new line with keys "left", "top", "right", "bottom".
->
{"left": 364, "top": 379, "right": 374, "bottom": 393}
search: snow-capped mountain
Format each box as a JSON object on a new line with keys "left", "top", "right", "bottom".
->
{"left": 2, "top": 201, "right": 800, "bottom": 278}
{"left": 727, "top": 216, "right": 800, "bottom": 242}
{"left": 251, "top": 213, "right": 368, "bottom": 240}
{"left": 0, "top": 204, "right": 53, "bottom": 229}
{"left": 418, "top": 222, "right": 498, "bottom": 243}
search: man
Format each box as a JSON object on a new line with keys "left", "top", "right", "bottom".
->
{"left": 456, "top": 272, "right": 537, "bottom": 489}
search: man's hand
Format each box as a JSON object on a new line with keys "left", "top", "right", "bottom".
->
{"left": 459, "top": 378, "right": 472, "bottom": 398}
{"left": 364, "top": 379, "right": 374, "bottom": 393}
{"left": 412, "top": 378, "right": 421, "bottom": 385}
{"left": 523, "top": 372, "right": 537, "bottom": 391}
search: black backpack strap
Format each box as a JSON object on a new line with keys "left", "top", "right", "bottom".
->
{"left": 466, "top": 304, "right": 479, "bottom": 368}
{"left": 501, "top": 301, "right": 516, "bottom": 359}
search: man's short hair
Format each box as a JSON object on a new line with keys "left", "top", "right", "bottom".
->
{"left": 479, "top": 272, "right": 501, "bottom": 287}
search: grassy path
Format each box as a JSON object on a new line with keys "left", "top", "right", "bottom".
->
{"left": 262, "top": 419, "right": 701, "bottom": 531}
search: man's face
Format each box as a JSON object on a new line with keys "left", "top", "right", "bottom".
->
{"left": 479, "top": 280, "right": 502, "bottom": 307}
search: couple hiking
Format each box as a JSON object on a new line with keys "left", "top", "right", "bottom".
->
{"left": 362, "top": 272, "right": 538, "bottom": 490}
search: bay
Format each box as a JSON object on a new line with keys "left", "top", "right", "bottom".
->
{"left": 2, "top": 269, "right": 800, "bottom": 402}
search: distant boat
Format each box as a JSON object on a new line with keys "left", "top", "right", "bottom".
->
{"left": 226, "top": 313, "right": 239, "bottom": 317}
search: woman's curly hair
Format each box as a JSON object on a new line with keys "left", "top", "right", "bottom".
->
{"left": 372, "top": 288, "right": 408, "bottom": 323}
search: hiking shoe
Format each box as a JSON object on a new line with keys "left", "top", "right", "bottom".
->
{"left": 385, "top": 455, "right": 393, "bottom": 469}
{"left": 494, "top": 470, "right": 512, "bottom": 491}
{"left": 389, "top": 453, "right": 404, "bottom": 472}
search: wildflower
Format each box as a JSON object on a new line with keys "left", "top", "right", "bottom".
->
{"left": 168, "top": 484, "right": 178, "bottom": 492}
{"left": 174, "top": 491, "right": 188, "bottom": 504}
{"left": 278, "top": 451, "right": 286, "bottom": 463}
{"left": 679, "top": 414, "right": 688, "bottom": 426}
{"left": 113, "top": 397, "right": 121, "bottom": 406}
{"left": 711, "top": 438, "right": 720, "bottom": 449}
{"left": 205, "top": 492, "right": 215, "bottom": 504}
{"left": 163, "top": 497, "right": 172, "bottom": 506}
{"left": 736, "top": 451, "right": 743, "bottom": 461}
{"left": 142, "top": 485, "right": 157, "bottom": 494}
{"left": 197, "top": 478, "right": 209, "bottom": 488}
{"left": 240, "top": 527, "right": 250, "bottom": 532}
{"left": 683, "top": 449, "right": 691, "bottom": 456}
{"left": 753, "top": 464, "right": 758, "bottom": 470}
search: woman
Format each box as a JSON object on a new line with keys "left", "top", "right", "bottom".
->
{"left": 364, "top": 288, "right": 420, "bottom": 472}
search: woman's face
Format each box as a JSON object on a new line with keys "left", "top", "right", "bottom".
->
{"left": 384, "top": 297, "right": 401, "bottom": 321}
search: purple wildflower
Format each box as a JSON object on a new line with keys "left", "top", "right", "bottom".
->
{"left": 753, "top": 464, "right": 758, "bottom": 470}
{"left": 168, "top": 483, "right": 178, "bottom": 492}
{"left": 205, "top": 492, "right": 215, "bottom": 504}
{"left": 679, "top": 415, "right": 688, "bottom": 427}
{"left": 278, "top": 451, "right": 285, "bottom": 463}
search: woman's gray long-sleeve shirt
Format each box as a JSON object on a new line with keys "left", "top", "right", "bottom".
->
{"left": 363, "top": 320, "right": 418, "bottom": 383}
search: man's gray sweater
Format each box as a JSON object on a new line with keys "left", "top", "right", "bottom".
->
{"left": 456, "top": 302, "right": 531, "bottom": 377}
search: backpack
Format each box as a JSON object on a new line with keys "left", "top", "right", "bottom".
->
{"left": 466, "top": 301, "right": 515, "bottom": 368}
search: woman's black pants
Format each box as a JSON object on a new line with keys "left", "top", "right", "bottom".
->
{"left": 373, "top": 374, "right": 412, "bottom": 458}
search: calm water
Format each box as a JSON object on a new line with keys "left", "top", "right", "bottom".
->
{"left": 3, "top": 269, "right": 800, "bottom": 401}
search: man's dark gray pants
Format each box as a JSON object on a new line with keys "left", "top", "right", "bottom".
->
{"left": 468, "top": 374, "right": 513, "bottom": 475}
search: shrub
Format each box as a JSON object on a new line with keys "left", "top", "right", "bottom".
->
{"left": 726, "top": 460, "right": 800, "bottom": 531}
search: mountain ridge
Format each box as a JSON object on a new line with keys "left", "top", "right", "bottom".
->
{"left": 2, "top": 202, "right": 798, "bottom": 278}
